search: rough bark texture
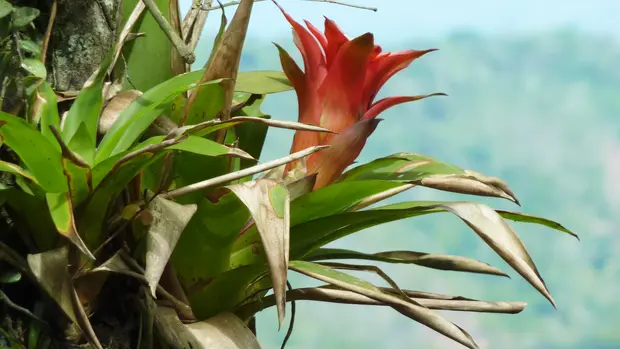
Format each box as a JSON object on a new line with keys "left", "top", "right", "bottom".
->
{"left": 49, "top": 0, "right": 121, "bottom": 91}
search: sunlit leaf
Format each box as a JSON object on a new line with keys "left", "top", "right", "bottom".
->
{"left": 305, "top": 248, "right": 508, "bottom": 277}
{"left": 341, "top": 153, "right": 519, "bottom": 203}
{"left": 21, "top": 58, "right": 46, "bottom": 78}
{"left": 0, "top": 160, "right": 37, "bottom": 184}
{"left": 234, "top": 71, "right": 292, "bottom": 95}
{"left": 289, "top": 261, "right": 479, "bottom": 349}
{"left": 46, "top": 192, "right": 94, "bottom": 259}
{"left": 32, "top": 80, "right": 61, "bottom": 148}
{"left": 0, "top": 112, "right": 66, "bottom": 193}
{"left": 96, "top": 75, "right": 223, "bottom": 163}
{"left": 496, "top": 210, "right": 579, "bottom": 240}
{"left": 61, "top": 49, "right": 114, "bottom": 165}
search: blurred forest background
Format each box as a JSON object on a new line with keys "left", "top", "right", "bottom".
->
{"left": 186, "top": 2, "right": 620, "bottom": 348}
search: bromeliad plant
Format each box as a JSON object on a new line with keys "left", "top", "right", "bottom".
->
{"left": 0, "top": 0, "right": 578, "bottom": 348}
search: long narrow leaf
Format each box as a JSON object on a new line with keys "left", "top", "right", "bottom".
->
{"left": 289, "top": 261, "right": 479, "bottom": 349}
{"left": 0, "top": 112, "right": 66, "bottom": 193}
{"left": 305, "top": 248, "right": 508, "bottom": 277}
{"left": 226, "top": 179, "right": 290, "bottom": 329}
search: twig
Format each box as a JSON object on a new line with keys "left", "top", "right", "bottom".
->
{"left": 141, "top": 0, "right": 195, "bottom": 64}
{"left": 112, "top": 137, "right": 181, "bottom": 172}
{"left": 109, "top": 1, "right": 146, "bottom": 76}
{"left": 300, "top": 0, "right": 376, "bottom": 11}
{"left": 160, "top": 145, "right": 328, "bottom": 201}
{"left": 41, "top": 0, "right": 57, "bottom": 64}
{"left": 280, "top": 281, "right": 295, "bottom": 349}
{"left": 203, "top": 0, "right": 377, "bottom": 11}
{"left": 118, "top": 252, "right": 195, "bottom": 320}
{"left": 0, "top": 290, "right": 50, "bottom": 329}
{"left": 183, "top": 0, "right": 213, "bottom": 55}
{"left": 48, "top": 126, "right": 90, "bottom": 168}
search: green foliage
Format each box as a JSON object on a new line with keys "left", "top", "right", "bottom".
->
{"left": 0, "top": 4, "right": 579, "bottom": 349}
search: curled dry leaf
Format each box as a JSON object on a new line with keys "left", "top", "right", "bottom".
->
{"left": 99, "top": 90, "right": 143, "bottom": 135}
{"left": 306, "top": 248, "right": 508, "bottom": 277}
{"left": 183, "top": 0, "right": 254, "bottom": 128}
{"left": 289, "top": 261, "right": 479, "bottom": 349}
{"left": 226, "top": 179, "right": 289, "bottom": 329}
{"left": 438, "top": 202, "right": 555, "bottom": 307}
{"left": 27, "top": 246, "right": 76, "bottom": 323}
{"left": 237, "top": 286, "right": 526, "bottom": 318}
{"left": 341, "top": 152, "right": 519, "bottom": 204}
{"left": 145, "top": 196, "right": 198, "bottom": 297}
{"left": 27, "top": 247, "right": 103, "bottom": 349}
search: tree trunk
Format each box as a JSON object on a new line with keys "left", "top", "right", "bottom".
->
{"left": 49, "top": 0, "right": 120, "bottom": 92}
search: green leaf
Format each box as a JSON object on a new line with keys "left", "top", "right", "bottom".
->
{"left": 0, "top": 0, "right": 13, "bottom": 18}
{"left": 1, "top": 188, "right": 58, "bottom": 251}
{"left": 496, "top": 210, "right": 579, "bottom": 240}
{"left": 226, "top": 179, "right": 290, "bottom": 328}
{"left": 117, "top": 0, "right": 184, "bottom": 92}
{"left": 67, "top": 122, "right": 96, "bottom": 167}
{"left": 233, "top": 95, "right": 269, "bottom": 170}
{"left": 32, "top": 80, "right": 61, "bottom": 148}
{"left": 11, "top": 6, "right": 39, "bottom": 28}
{"left": 0, "top": 269, "right": 21, "bottom": 284}
{"left": 234, "top": 71, "right": 292, "bottom": 95}
{"left": 96, "top": 74, "right": 223, "bottom": 163}
{"left": 289, "top": 261, "right": 479, "bottom": 349}
{"left": 341, "top": 152, "right": 519, "bottom": 203}
{"left": 143, "top": 135, "right": 253, "bottom": 160}
{"left": 46, "top": 192, "right": 94, "bottom": 259}
{"left": 62, "top": 50, "right": 114, "bottom": 165}
{"left": 80, "top": 152, "right": 164, "bottom": 248}
{"left": 0, "top": 160, "right": 37, "bottom": 183}
{"left": 19, "top": 39, "right": 40, "bottom": 56}
{"left": 0, "top": 112, "right": 66, "bottom": 193}
{"left": 21, "top": 58, "right": 46, "bottom": 78}
{"left": 233, "top": 180, "right": 401, "bottom": 252}
{"left": 62, "top": 158, "right": 92, "bottom": 206}
{"left": 305, "top": 248, "right": 508, "bottom": 277}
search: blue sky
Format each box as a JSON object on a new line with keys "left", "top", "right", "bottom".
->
{"left": 180, "top": 0, "right": 620, "bottom": 43}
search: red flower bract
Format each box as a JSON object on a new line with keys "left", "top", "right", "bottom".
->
{"left": 275, "top": 2, "right": 443, "bottom": 189}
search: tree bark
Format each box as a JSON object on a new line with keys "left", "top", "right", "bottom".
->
{"left": 48, "top": 0, "right": 121, "bottom": 92}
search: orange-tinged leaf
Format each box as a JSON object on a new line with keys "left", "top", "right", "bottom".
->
{"left": 45, "top": 192, "right": 95, "bottom": 260}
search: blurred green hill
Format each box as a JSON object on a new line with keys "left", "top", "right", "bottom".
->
{"left": 197, "top": 29, "right": 620, "bottom": 348}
